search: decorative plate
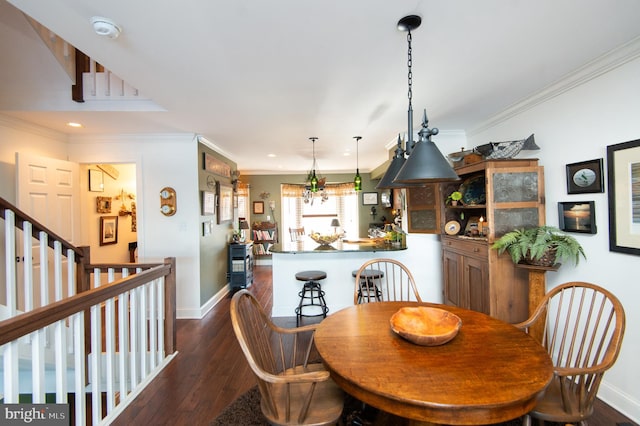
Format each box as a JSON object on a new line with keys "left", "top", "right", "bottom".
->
{"left": 572, "top": 168, "right": 597, "bottom": 188}
{"left": 444, "top": 221, "right": 461, "bottom": 235}
{"left": 460, "top": 175, "right": 486, "bottom": 205}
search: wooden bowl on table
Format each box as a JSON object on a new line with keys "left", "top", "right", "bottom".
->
{"left": 390, "top": 306, "right": 462, "bottom": 346}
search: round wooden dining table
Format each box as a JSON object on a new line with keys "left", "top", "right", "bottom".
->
{"left": 314, "top": 302, "right": 553, "bottom": 425}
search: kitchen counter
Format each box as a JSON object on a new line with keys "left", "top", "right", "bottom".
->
{"left": 271, "top": 237, "right": 407, "bottom": 317}
{"left": 271, "top": 238, "right": 407, "bottom": 253}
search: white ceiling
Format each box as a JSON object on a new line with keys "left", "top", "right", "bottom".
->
{"left": 2, "top": 0, "right": 640, "bottom": 174}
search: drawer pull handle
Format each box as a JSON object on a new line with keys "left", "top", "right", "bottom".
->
{"left": 473, "top": 248, "right": 480, "bottom": 252}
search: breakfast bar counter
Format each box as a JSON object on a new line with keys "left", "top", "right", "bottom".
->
{"left": 270, "top": 238, "right": 407, "bottom": 317}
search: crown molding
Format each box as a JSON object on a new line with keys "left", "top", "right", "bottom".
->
{"left": 0, "top": 113, "right": 67, "bottom": 141}
{"left": 468, "top": 35, "right": 640, "bottom": 137}
{"left": 68, "top": 133, "right": 195, "bottom": 144}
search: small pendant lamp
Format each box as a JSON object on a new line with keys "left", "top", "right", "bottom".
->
{"left": 309, "top": 137, "right": 319, "bottom": 192}
{"left": 353, "top": 136, "right": 362, "bottom": 191}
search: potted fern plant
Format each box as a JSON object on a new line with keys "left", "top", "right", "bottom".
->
{"left": 492, "top": 225, "right": 586, "bottom": 267}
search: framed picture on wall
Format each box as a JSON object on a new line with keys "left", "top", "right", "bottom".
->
{"left": 100, "top": 216, "right": 118, "bottom": 246}
{"left": 253, "top": 201, "right": 264, "bottom": 214}
{"left": 89, "top": 169, "right": 104, "bottom": 192}
{"left": 558, "top": 201, "right": 596, "bottom": 234}
{"left": 202, "top": 191, "right": 215, "bottom": 215}
{"left": 565, "top": 158, "right": 604, "bottom": 194}
{"left": 607, "top": 139, "right": 640, "bottom": 255}
{"left": 362, "top": 192, "right": 378, "bottom": 206}
{"left": 217, "top": 182, "right": 233, "bottom": 224}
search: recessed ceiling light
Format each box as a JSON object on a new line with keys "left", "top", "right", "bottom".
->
{"left": 267, "top": 153, "right": 276, "bottom": 158}
{"left": 90, "top": 16, "right": 122, "bottom": 39}
{"left": 67, "top": 122, "right": 83, "bottom": 128}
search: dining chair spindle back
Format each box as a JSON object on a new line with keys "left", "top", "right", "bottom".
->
{"left": 516, "top": 282, "right": 626, "bottom": 426}
{"left": 289, "top": 227, "right": 305, "bottom": 242}
{"left": 353, "top": 258, "right": 422, "bottom": 304}
{"left": 230, "top": 290, "right": 344, "bottom": 426}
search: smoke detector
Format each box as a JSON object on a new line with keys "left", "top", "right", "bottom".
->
{"left": 90, "top": 16, "right": 122, "bottom": 39}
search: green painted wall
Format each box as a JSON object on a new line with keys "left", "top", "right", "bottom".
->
{"left": 243, "top": 172, "right": 393, "bottom": 241}
{"left": 198, "top": 143, "right": 237, "bottom": 304}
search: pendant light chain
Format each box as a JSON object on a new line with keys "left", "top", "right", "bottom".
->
{"left": 405, "top": 29, "right": 415, "bottom": 156}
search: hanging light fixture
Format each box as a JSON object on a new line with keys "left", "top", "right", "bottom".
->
{"left": 309, "top": 137, "right": 320, "bottom": 192}
{"left": 377, "top": 15, "right": 459, "bottom": 188}
{"left": 376, "top": 134, "right": 407, "bottom": 189}
{"left": 353, "top": 136, "right": 362, "bottom": 191}
{"left": 303, "top": 137, "right": 328, "bottom": 204}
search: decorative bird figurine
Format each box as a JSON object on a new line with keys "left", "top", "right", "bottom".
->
{"left": 474, "top": 134, "right": 539, "bottom": 159}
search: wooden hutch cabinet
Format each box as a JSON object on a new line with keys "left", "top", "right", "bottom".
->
{"left": 440, "top": 159, "right": 545, "bottom": 323}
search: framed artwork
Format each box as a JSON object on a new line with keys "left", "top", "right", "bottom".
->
{"left": 362, "top": 192, "right": 378, "bottom": 206}
{"left": 100, "top": 216, "right": 118, "bottom": 246}
{"left": 89, "top": 169, "right": 104, "bottom": 192}
{"left": 217, "top": 182, "right": 233, "bottom": 224}
{"left": 607, "top": 139, "right": 640, "bottom": 255}
{"left": 202, "top": 191, "right": 215, "bottom": 215}
{"left": 558, "top": 201, "right": 596, "bottom": 234}
{"left": 96, "top": 196, "right": 112, "bottom": 213}
{"left": 203, "top": 152, "right": 231, "bottom": 178}
{"left": 566, "top": 158, "right": 604, "bottom": 194}
{"left": 253, "top": 201, "right": 264, "bottom": 214}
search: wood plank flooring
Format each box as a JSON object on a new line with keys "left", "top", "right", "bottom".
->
{"left": 113, "top": 265, "right": 635, "bottom": 426}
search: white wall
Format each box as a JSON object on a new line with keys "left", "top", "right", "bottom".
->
{"left": 466, "top": 55, "right": 640, "bottom": 422}
{"left": 68, "top": 134, "right": 202, "bottom": 318}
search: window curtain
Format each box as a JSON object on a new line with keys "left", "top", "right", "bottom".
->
{"left": 281, "top": 182, "right": 357, "bottom": 238}
{"left": 237, "top": 182, "right": 250, "bottom": 220}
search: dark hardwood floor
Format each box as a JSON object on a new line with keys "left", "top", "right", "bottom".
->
{"left": 113, "top": 265, "right": 635, "bottom": 426}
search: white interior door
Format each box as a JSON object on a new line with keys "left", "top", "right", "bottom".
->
{"left": 15, "top": 153, "right": 80, "bottom": 308}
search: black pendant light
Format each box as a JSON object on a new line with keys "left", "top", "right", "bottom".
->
{"left": 394, "top": 110, "right": 460, "bottom": 184}
{"left": 353, "top": 136, "right": 362, "bottom": 191}
{"left": 377, "top": 14, "right": 459, "bottom": 187}
{"left": 376, "top": 134, "right": 406, "bottom": 189}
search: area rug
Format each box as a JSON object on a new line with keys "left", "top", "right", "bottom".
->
{"left": 211, "top": 386, "right": 549, "bottom": 426}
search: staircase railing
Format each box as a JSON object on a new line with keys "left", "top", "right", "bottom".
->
{"left": 1, "top": 197, "right": 177, "bottom": 425}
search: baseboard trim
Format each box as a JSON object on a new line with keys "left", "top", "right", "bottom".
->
{"left": 177, "top": 285, "right": 231, "bottom": 319}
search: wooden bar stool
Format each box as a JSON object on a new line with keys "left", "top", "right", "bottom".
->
{"left": 294, "top": 270, "right": 328, "bottom": 325}
{"left": 352, "top": 269, "right": 384, "bottom": 304}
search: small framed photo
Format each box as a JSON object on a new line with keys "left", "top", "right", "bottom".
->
{"left": 89, "top": 169, "right": 104, "bottom": 192}
{"left": 100, "top": 216, "right": 118, "bottom": 246}
{"left": 96, "top": 196, "right": 112, "bottom": 213}
{"left": 362, "top": 192, "right": 378, "bottom": 206}
{"left": 202, "top": 191, "right": 215, "bottom": 215}
{"left": 253, "top": 201, "right": 264, "bottom": 214}
{"left": 566, "top": 158, "right": 604, "bottom": 194}
{"left": 558, "top": 201, "right": 596, "bottom": 234}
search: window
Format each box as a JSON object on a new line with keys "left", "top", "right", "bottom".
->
{"left": 237, "top": 182, "right": 250, "bottom": 223}
{"left": 281, "top": 183, "right": 358, "bottom": 239}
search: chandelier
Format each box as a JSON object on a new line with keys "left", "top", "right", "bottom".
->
{"left": 377, "top": 15, "right": 459, "bottom": 189}
{"left": 303, "top": 137, "right": 328, "bottom": 204}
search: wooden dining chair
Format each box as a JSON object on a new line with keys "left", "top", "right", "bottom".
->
{"left": 353, "top": 258, "right": 422, "bottom": 304}
{"left": 515, "top": 282, "right": 626, "bottom": 426}
{"left": 230, "top": 290, "right": 344, "bottom": 426}
{"left": 289, "top": 227, "right": 305, "bottom": 242}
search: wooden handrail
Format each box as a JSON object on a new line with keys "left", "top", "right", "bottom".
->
{"left": 0, "top": 196, "right": 84, "bottom": 259}
{"left": 0, "top": 259, "right": 174, "bottom": 346}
